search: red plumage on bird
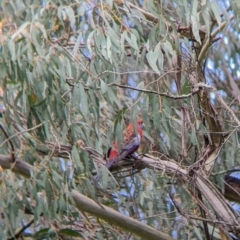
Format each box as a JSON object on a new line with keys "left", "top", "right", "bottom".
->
{"left": 105, "top": 118, "right": 144, "bottom": 170}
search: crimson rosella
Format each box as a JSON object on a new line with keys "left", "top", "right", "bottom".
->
{"left": 105, "top": 118, "right": 144, "bottom": 170}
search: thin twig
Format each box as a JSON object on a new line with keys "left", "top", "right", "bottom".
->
{"left": 0, "top": 125, "right": 15, "bottom": 162}
{"left": 109, "top": 83, "right": 200, "bottom": 99}
{"left": 8, "top": 217, "right": 34, "bottom": 240}
{"left": 0, "top": 122, "right": 46, "bottom": 148}
{"left": 125, "top": 1, "right": 158, "bottom": 23}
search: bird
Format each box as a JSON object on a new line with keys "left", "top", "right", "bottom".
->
{"left": 105, "top": 118, "right": 144, "bottom": 170}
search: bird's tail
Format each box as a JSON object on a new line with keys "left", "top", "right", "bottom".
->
{"left": 104, "top": 159, "right": 116, "bottom": 170}
{"left": 104, "top": 152, "right": 129, "bottom": 170}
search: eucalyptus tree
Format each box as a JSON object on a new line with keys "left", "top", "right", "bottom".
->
{"left": 0, "top": 0, "right": 240, "bottom": 239}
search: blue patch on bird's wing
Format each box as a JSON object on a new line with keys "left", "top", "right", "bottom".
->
{"left": 121, "top": 135, "right": 140, "bottom": 151}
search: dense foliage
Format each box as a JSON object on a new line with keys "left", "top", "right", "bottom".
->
{"left": 1, "top": 0, "right": 240, "bottom": 239}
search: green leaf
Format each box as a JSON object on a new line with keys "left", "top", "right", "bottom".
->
{"left": 106, "top": 87, "right": 121, "bottom": 108}
{"left": 72, "top": 145, "right": 84, "bottom": 170}
{"left": 202, "top": 4, "right": 210, "bottom": 36}
{"left": 11, "top": 21, "right": 30, "bottom": 40}
{"left": 34, "top": 228, "right": 50, "bottom": 239}
{"left": 129, "top": 8, "right": 146, "bottom": 21}
{"left": 114, "top": 106, "right": 128, "bottom": 124}
{"left": 34, "top": 22, "right": 47, "bottom": 39}
{"left": 106, "top": 0, "right": 113, "bottom": 9}
{"left": 79, "top": 83, "right": 88, "bottom": 119}
{"left": 146, "top": 46, "right": 160, "bottom": 74}
{"left": 66, "top": 6, "right": 76, "bottom": 28}
{"left": 52, "top": 170, "right": 62, "bottom": 189}
{"left": 100, "top": 79, "right": 108, "bottom": 94}
{"left": 73, "top": 33, "right": 82, "bottom": 57}
{"left": 73, "top": 84, "right": 81, "bottom": 109}
{"left": 157, "top": 45, "right": 163, "bottom": 70}
{"left": 106, "top": 35, "right": 112, "bottom": 63}
{"left": 45, "top": 174, "right": 53, "bottom": 205}
{"left": 122, "top": 30, "right": 139, "bottom": 51}
{"left": 31, "top": 24, "right": 45, "bottom": 57}
{"left": 162, "top": 41, "right": 173, "bottom": 56}
{"left": 182, "top": 80, "right": 190, "bottom": 94}
{"left": 57, "top": 5, "right": 64, "bottom": 24}
{"left": 7, "top": 39, "right": 16, "bottom": 61}
{"left": 190, "top": 131, "right": 200, "bottom": 151}
{"left": 78, "top": 3, "right": 86, "bottom": 16}
{"left": 191, "top": 15, "right": 201, "bottom": 43}
{"left": 210, "top": 0, "right": 222, "bottom": 26}
{"left": 59, "top": 228, "right": 82, "bottom": 237}
{"left": 0, "top": 63, "right": 7, "bottom": 79}
{"left": 191, "top": 0, "right": 201, "bottom": 43}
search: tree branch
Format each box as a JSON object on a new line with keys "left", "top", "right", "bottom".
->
{"left": 196, "top": 83, "right": 240, "bottom": 127}
{"left": 71, "top": 190, "right": 174, "bottom": 240}
{"left": 0, "top": 152, "right": 238, "bottom": 236}
{"left": 0, "top": 154, "right": 32, "bottom": 178}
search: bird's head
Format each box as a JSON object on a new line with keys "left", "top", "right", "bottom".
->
{"left": 137, "top": 118, "right": 144, "bottom": 129}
